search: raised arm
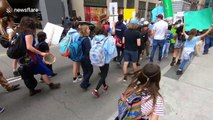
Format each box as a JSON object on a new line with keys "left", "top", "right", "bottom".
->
{"left": 200, "top": 24, "right": 213, "bottom": 38}
{"left": 182, "top": 24, "right": 187, "bottom": 36}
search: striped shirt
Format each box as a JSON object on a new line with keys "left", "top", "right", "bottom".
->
{"left": 141, "top": 95, "right": 164, "bottom": 119}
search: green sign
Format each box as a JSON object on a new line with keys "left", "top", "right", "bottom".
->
{"left": 163, "top": 0, "right": 174, "bottom": 18}
{"left": 184, "top": 8, "right": 213, "bottom": 31}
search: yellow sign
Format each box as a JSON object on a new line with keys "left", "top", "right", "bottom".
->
{"left": 124, "top": 9, "right": 136, "bottom": 20}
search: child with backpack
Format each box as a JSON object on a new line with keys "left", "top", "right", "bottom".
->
{"left": 91, "top": 24, "right": 117, "bottom": 98}
{"left": 36, "top": 31, "right": 57, "bottom": 77}
{"left": 117, "top": 63, "right": 164, "bottom": 120}
{"left": 78, "top": 25, "right": 93, "bottom": 90}
{"left": 162, "top": 25, "right": 174, "bottom": 58}
{"left": 176, "top": 24, "right": 213, "bottom": 75}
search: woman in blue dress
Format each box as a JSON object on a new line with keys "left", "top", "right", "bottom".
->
{"left": 19, "top": 17, "right": 60, "bottom": 95}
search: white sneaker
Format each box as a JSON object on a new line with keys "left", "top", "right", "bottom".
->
{"left": 73, "top": 77, "right": 82, "bottom": 83}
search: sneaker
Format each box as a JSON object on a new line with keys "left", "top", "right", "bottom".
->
{"left": 176, "top": 70, "right": 183, "bottom": 75}
{"left": 123, "top": 76, "right": 127, "bottom": 82}
{"left": 30, "top": 89, "right": 42, "bottom": 96}
{"left": 7, "top": 84, "right": 20, "bottom": 92}
{"left": 103, "top": 85, "right": 109, "bottom": 92}
{"left": 49, "top": 83, "right": 60, "bottom": 89}
{"left": 73, "top": 77, "right": 82, "bottom": 83}
{"left": 13, "top": 71, "right": 20, "bottom": 77}
{"left": 203, "top": 52, "right": 208, "bottom": 55}
{"left": 92, "top": 89, "right": 100, "bottom": 98}
{"left": 0, "top": 107, "right": 5, "bottom": 113}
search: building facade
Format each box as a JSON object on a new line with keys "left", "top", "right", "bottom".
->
{"left": 70, "top": 0, "right": 159, "bottom": 22}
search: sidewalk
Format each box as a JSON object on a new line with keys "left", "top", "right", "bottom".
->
{"left": 160, "top": 48, "right": 213, "bottom": 120}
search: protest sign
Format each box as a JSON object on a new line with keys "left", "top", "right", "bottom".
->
{"left": 124, "top": 9, "right": 136, "bottom": 20}
{"left": 43, "top": 22, "right": 64, "bottom": 46}
{"left": 184, "top": 8, "right": 212, "bottom": 31}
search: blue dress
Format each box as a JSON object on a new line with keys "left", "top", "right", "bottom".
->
{"left": 27, "top": 35, "right": 53, "bottom": 76}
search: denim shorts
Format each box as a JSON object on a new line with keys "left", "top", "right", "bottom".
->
{"left": 123, "top": 50, "right": 138, "bottom": 63}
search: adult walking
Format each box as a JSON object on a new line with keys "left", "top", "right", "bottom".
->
{"left": 122, "top": 20, "right": 141, "bottom": 81}
{"left": 114, "top": 15, "right": 127, "bottom": 65}
{"left": 150, "top": 14, "right": 168, "bottom": 63}
{"left": 18, "top": 17, "right": 60, "bottom": 95}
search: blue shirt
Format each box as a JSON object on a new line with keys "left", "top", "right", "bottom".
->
{"left": 184, "top": 35, "right": 201, "bottom": 48}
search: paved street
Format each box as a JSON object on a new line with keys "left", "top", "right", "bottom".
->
{"left": 1, "top": 44, "right": 213, "bottom": 120}
{"left": 0, "top": 45, "right": 174, "bottom": 120}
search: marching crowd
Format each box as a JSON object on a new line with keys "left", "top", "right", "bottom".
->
{"left": 0, "top": 13, "right": 213, "bottom": 120}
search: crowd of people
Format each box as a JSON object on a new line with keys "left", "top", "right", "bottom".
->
{"left": 0, "top": 13, "right": 213, "bottom": 120}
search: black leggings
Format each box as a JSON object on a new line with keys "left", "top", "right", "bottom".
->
{"left": 96, "top": 64, "right": 109, "bottom": 90}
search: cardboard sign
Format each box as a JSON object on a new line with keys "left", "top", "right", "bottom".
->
{"left": 124, "top": 9, "right": 136, "bottom": 20}
{"left": 43, "top": 22, "right": 64, "bottom": 45}
{"left": 184, "top": 8, "right": 212, "bottom": 31}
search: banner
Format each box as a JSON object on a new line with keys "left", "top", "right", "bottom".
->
{"left": 151, "top": 6, "right": 164, "bottom": 23}
{"left": 163, "top": 0, "right": 174, "bottom": 18}
{"left": 184, "top": 8, "right": 212, "bottom": 31}
{"left": 124, "top": 9, "right": 136, "bottom": 20}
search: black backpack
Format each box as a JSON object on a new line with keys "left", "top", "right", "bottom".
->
{"left": 0, "top": 35, "right": 10, "bottom": 48}
{"left": 7, "top": 32, "right": 27, "bottom": 59}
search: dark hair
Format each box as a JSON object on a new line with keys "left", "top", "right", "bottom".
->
{"left": 72, "top": 21, "right": 79, "bottom": 29}
{"left": 118, "top": 15, "right": 123, "bottom": 22}
{"left": 19, "top": 16, "right": 36, "bottom": 35}
{"left": 188, "top": 29, "right": 197, "bottom": 41}
{"left": 124, "top": 63, "right": 161, "bottom": 107}
{"left": 95, "top": 23, "right": 107, "bottom": 36}
{"left": 65, "top": 17, "right": 68, "bottom": 19}
{"left": 0, "top": 15, "right": 14, "bottom": 38}
{"left": 168, "top": 25, "right": 172, "bottom": 30}
{"left": 37, "top": 31, "right": 46, "bottom": 43}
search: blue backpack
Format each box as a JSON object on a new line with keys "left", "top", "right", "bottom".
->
{"left": 59, "top": 33, "right": 74, "bottom": 57}
{"left": 118, "top": 94, "right": 144, "bottom": 120}
{"left": 69, "top": 37, "right": 86, "bottom": 62}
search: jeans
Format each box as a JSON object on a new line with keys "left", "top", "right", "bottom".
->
{"left": 162, "top": 41, "right": 170, "bottom": 57}
{"left": 204, "top": 36, "right": 213, "bottom": 53}
{"left": 80, "top": 59, "right": 93, "bottom": 89}
{"left": 150, "top": 39, "right": 165, "bottom": 62}
{"left": 178, "top": 52, "right": 194, "bottom": 71}
{"left": 96, "top": 64, "right": 109, "bottom": 90}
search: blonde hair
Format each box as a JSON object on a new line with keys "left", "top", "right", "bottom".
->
{"left": 80, "top": 25, "right": 89, "bottom": 37}
{"left": 128, "top": 23, "right": 138, "bottom": 30}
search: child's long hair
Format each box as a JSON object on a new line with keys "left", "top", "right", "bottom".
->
{"left": 188, "top": 29, "right": 197, "bottom": 41}
{"left": 123, "top": 63, "right": 162, "bottom": 107}
{"left": 0, "top": 15, "right": 13, "bottom": 39}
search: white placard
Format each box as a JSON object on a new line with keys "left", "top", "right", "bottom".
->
{"left": 43, "top": 22, "right": 64, "bottom": 46}
{"left": 109, "top": 2, "right": 118, "bottom": 16}
{"left": 109, "top": 16, "right": 118, "bottom": 29}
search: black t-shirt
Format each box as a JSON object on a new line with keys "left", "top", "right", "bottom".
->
{"left": 123, "top": 29, "right": 140, "bottom": 51}
{"left": 36, "top": 41, "right": 49, "bottom": 52}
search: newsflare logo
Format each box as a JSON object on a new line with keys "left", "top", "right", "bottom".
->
{"left": 14, "top": 7, "right": 39, "bottom": 13}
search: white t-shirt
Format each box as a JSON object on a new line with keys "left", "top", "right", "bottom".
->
{"left": 153, "top": 20, "right": 168, "bottom": 40}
